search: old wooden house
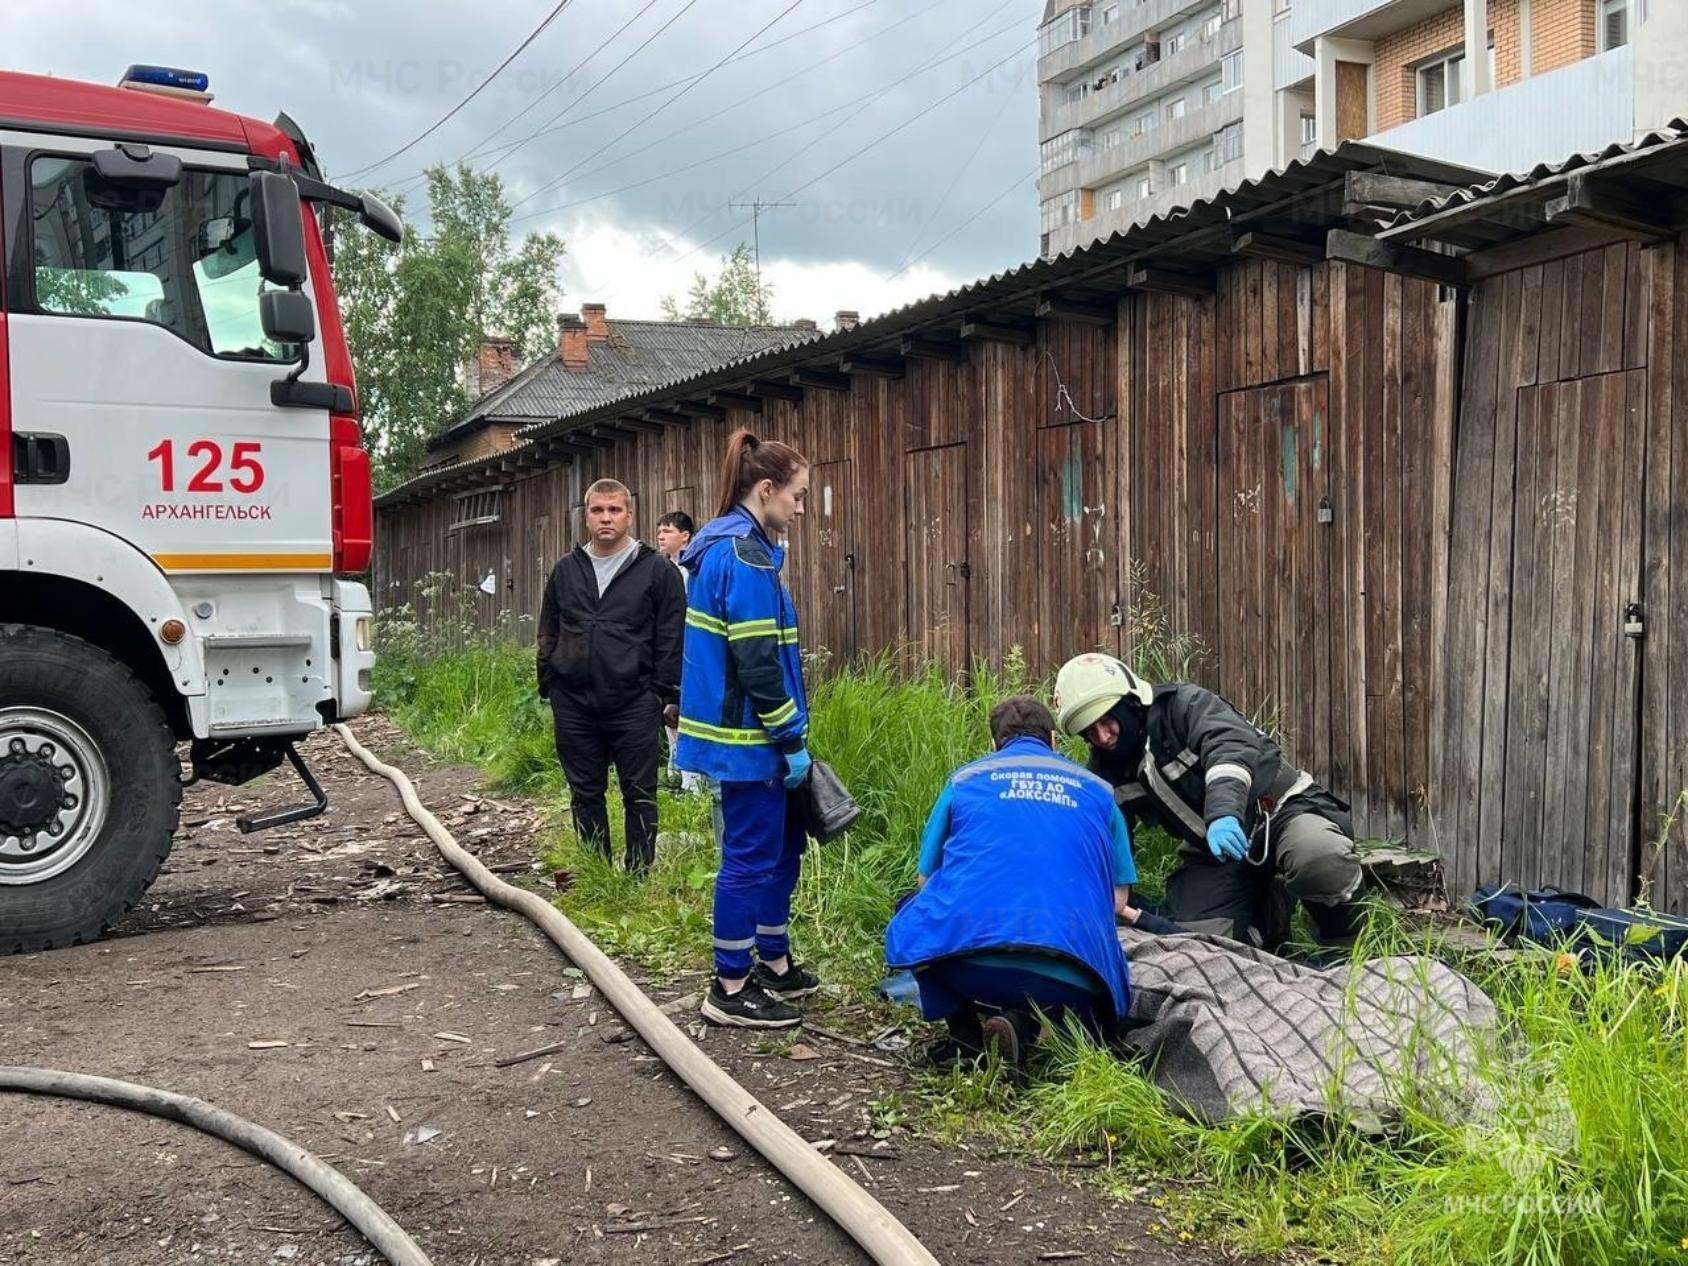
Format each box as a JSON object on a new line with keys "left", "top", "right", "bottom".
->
{"left": 376, "top": 132, "right": 1688, "bottom": 912}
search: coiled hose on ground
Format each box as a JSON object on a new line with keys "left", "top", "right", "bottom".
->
{"left": 333, "top": 723, "right": 941, "bottom": 1266}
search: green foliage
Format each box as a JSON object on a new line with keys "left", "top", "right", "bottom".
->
{"left": 334, "top": 165, "right": 565, "bottom": 489}
{"left": 35, "top": 267, "right": 131, "bottom": 315}
{"left": 374, "top": 586, "right": 1688, "bottom": 1265}
{"left": 660, "top": 242, "right": 775, "bottom": 325}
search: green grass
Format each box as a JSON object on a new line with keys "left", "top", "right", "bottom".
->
{"left": 374, "top": 600, "right": 1688, "bottom": 1266}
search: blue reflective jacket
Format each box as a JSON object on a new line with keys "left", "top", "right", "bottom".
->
{"left": 884, "top": 737, "right": 1132, "bottom": 1024}
{"left": 674, "top": 507, "right": 808, "bottom": 783}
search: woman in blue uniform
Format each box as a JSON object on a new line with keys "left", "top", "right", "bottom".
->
{"left": 675, "top": 430, "right": 816, "bottom": 1028}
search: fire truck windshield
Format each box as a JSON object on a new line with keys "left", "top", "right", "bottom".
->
{"left": 29, "top": 155, "right": 298, "bottom": 362}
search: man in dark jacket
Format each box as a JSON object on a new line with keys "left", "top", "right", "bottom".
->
{"left": 1053, "top": 653, "right": 1365, "bottom": 949}
{"left": 538, "top": 479, "right": 686, "bottom": 873}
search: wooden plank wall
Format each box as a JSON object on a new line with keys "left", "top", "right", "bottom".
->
{"left": 375, "top": 259, "right": 1456, "bottom": 853}
{"left": 1436, "top": 235, "right": 1688, "bottom": 909}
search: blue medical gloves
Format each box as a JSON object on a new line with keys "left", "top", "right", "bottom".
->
{"left": 783, "top": 747, "right": 813, "bottom": 790}
{"left": 1207, "top": 815, "right": 1249, "bottom": 862}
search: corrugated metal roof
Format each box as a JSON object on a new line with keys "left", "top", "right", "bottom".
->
{"left": 1380, "top": 119, "right": 1688, "bottom": 246}
{"left": 378, "top": 140, "right": 1488, "bottom": 506}
{"left": 434, "top": 319, "right": 819, "bottom": 447}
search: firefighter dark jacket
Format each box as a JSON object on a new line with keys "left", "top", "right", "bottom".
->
{"left": 1088, "top": 683, "right": 1350, "bottom": 846}
{"left": 537, "top": 542, "right": 686, "bottom": 711}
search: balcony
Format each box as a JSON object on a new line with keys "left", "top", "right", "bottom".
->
{"left": 1275, "top": 9, "right": 1315, "bottom": 89}
{"left": 1289, "top": 0, "right": 1458, "bottom": 56}
{"left": 1042, "top": 91, "right": 1244, "bottom": 199}
{"left": 1043, "top": 16, "right": 1242, "bottom": 138}
{"left": 1373, "top": 45, "right": 1633, "bottom": 175}
{"left": 1043, "top": 160, "right": 1240, "bottom": 257}
{"left": 1039, "top": 0, "right": 1217, "bottom": 84}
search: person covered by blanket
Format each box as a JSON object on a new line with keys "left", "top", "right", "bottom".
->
{"left": 675, "top": 429, "right": 818, "bottom": 1030}
{"left": 1053, "top": 653, "right": 1365, "bottom": 950}
{"left": 884, "top": 695, "right": 1136, "bottom": 1068}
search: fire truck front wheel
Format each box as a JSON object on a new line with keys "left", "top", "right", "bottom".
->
{"left": 0, "top": 625, "right": 182, "bottom": 953}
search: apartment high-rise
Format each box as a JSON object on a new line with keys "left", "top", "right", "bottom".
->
{"left": 1040, "top": 0, "right": 1687, "bottom": 257}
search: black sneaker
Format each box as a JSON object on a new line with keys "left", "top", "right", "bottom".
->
{"left": 752, "top": 958, "right": 822, "bottom": 999}
{"left": 700, "top": 979, "right": 802, "bottom": 1029}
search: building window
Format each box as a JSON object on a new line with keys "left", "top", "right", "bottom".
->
{"left": 1104, "top": 186, "right": 1126, "bottom": 211}
{"left": 1067, "top": 80, "right": 1091, "bottom": 105}
{"left": 1221, "top": 49, "right": 1244, "bottom": 93}
{"left": 1203, "top": 78, "right": 1223, "bottom": 106}
{"left": 1168, "top": 162, "right": 1189, "bottom": 187}
{"left": 1038, "top": 6, "right": 1092, "bottom": 56}
{"left": 1136, "top": 110, "right": 1157, "bottom": 135}
{"left": 1102, "top": 126, "right": 1125, "bottom": 150}
{"left": 1165, "top": 97, "right": 1188, "bottom": 123}
{"left": 1101, "top": 2, "right": 1119, "bottom": 25}
{"left": 1163, "top": 29, "right": 1185, "bottom": 56}
{"left": 1040, "top": 129, "right": 1093, "bottom": 174}
{"left": 1134, "top": 174, "right": 1154, "bottom": 200}
{"left": 1417, "top": 47, "right": 1465, "bottom": 115}
{"left": 1225, "top": 0, "right": 1245, "bottom": 18}
{"left": 1600, "top": 0, "right": 1631, "bottom": 51}
{"left": 1299, "top": 112, "right": 1318, "bottom": 158}
{"left": 1215, "top": 121, "right": 1243, "bottom": 164}
{"left": 1200, "top": 12, "right": 1223, "bottom": 42}
{"left": 1040, "top": 190, "right": 1082, "bottom": 234}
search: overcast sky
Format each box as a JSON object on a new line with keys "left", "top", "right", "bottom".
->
{"left": 6, "top": 0, "right": 1044, "bottom": 326}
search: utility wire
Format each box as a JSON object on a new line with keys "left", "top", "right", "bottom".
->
{"left": 885, "top": 163, "right": 1035, "bottom": 281}
{"left": 520, "top": 4, "right": 1021, "bottom": 227}
{"left": 510, "top": 0, "right": 810, "bottom": 214}
{"left": 541, "top": 0, "right": 949, "bottom": 201}
{"left": 891, "top": 61, "right": 1021, "bottom": 276}
{"left": 385, "top": 0, "right": 881, "bottom": 197}
{"left": 338, "top": 0, "right": 579, "bottom": 179}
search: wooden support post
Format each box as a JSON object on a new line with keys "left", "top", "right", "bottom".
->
{"left": 958, "top": 319, "right": 1035, "bottom": 345}
{"left": 900, "top": 335, "right": 966, "bottom": 361}
{"left": 749, "top": 379, "right": 804, "bottom": 402}
{"left": 1342, "top": 171, "right": 1464, "bottom": 214}
{"left": 674, "top": 401, "right": 727, "bottom": 419}
{"left": 1544, "top": 173, "right": 1686, "bottom": 242}
{"left": 839, "top": 356, "right": 905, "bottom": 378}
{"left": 1325, "top": 228, "right": 1470, "bottom": 287}
{"left": 707, "top": 390, "right": 764, "bottom": 411}
{"left": 1035, "top": 296, "right": 1113, "bottom": 325}
{"left": 1233, "top": 230, "right": 1325, "bottom": 267}
{"left": 789, "top": 368, "right": 851, "bottom": 392}
{"left": 1125, "top": 265, "right": 1215, "bottom": 297}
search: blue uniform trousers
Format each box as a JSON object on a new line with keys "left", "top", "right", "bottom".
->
{"left": 915, "top": 956, "right": 1107, "bottom": 1034}
{"left": 713, "top": 778, "right": 805, "bottom": 977}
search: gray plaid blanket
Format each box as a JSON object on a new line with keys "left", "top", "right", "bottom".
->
{"left": 1117, "top": 928, "right": 1498, "bottom": 1125}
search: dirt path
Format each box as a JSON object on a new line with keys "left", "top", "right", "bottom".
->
{"left": 1, "top": 721, "right": 1204, "bottom": 1266}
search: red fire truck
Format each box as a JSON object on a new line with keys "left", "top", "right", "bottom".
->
{"left": 0, "top": 65, "right": 401, "bottom": 952}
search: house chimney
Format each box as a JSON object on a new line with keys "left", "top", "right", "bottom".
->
{"left": 834, "top": 309, "right": 860, "bottom": 331}
{"left": 581, "top": 302, "right": 609, "bottom": 342}
{"left": 471, "top": 336, "right": 519, "bottom": 397}
{"left": 792, "top": 318, "right": 817, "bottom": 331}
{"left": 558, "top": 312, "right": 589, "bottom": 372}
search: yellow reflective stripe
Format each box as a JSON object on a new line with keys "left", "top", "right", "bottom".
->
{"left": 677, "top": 718, "right": 774, "bottom": 746}
{"left": 686, "top": 610, "right": 728, "bottom": 635}
{"left": 726, "top": 619, "right": 779, "bottom": 642}
{"left": 779, "top": 629, "right": 800, "bottom": 645}
{"left": 759, "top": 700, "right": 798, "bottom": 728}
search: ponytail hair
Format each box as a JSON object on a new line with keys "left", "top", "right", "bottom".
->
{"left": 716, "top": 429, "right": 807, "bottom": 518}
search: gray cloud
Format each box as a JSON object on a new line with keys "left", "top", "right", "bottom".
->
{"left": 6, "top": 0, "right": 1043, "bottom": 294}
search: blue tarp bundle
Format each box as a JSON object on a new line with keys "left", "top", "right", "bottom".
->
{"left": 1470, "top": 885, "right": 1688, "bottom": 964}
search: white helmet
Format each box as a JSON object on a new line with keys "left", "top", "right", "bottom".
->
{"left": 1052, "top": 653, "right": 1153, "bottom": 736}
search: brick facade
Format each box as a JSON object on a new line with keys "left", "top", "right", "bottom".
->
{"left": 1370, "top": 0, "right": 1599, "bottom": 134}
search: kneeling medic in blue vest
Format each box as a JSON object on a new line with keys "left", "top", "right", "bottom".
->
{"left": 884, "top": 695, "right": 1137, "bottom": 1067}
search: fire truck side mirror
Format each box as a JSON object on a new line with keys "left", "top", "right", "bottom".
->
{"left": 92, "top": 145, "right": 182, "bottom": 189}
{"left": 358, "top": 193, "right": 404, "bottom": 244}
{"left": 259, "top": 290, "right": 316, "bottom": 346}
{"left": 249, "top": 171, "right": 308, "bottom": 288}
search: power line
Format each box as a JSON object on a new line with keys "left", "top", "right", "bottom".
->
{"left": 534, "top": 0, "right": 948, "bottom": 203}
{"left": 509, "top": 0, "right": 811, "bottom": 214}
{"left": 383, "top": 0, "right": 884, "bottom": 198}
{"left": 891, "top": 67, "right": 1019, "bottom": 276}
{"left": 338, "top": 0, "right": 580, "bottom": 180}
{"left": 512, "top": 5, "right": 1022, "bottom": 225}
{"left": 884, "top": 164, "right": 1035, "bottom": 282}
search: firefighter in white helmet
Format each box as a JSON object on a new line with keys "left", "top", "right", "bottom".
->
{"left": 1052, "top": 653, "right": 1365, "bottom": 948}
